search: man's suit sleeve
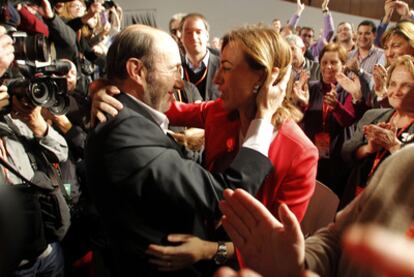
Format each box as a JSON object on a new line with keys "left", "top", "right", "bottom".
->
{"left": 100, "top": 114, "right": 273, "bottom": 217}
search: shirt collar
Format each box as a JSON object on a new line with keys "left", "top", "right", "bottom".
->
{"left": 124, "top": 94, "right": 170, "bottom": 134}
{"left": 185, "top": 50, "right": 210, "bottom": 72}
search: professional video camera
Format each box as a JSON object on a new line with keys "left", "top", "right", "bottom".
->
{"left": 1, "top": 0, "right": 71, "bottom": 115}
{"left": 1, "top": 0, "right": 50, "bottom": 62}
{"left": 4, "top": 60, "right": 71, "bottom": 115}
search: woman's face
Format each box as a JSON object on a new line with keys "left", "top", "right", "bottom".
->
{"left": 214, "top": 41, "right": 263, "bottom": 112}
{"left": 387, "top": 64, "right": 414, "bottom": 113}
{"left": 68, "top": 0, "right": 85, "bottom": 18}
{"left": 384, "top": 34, "right": 414, "bottom": 66}
{"left": 320, "top": 51, "right": 343, "bottom": 84}
{"left": 66, "top": 61, "right": 77, "bottom": 92}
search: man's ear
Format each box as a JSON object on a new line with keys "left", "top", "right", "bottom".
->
{"left": 301, "top": 46, "right": 306, "bottom": 54}
{"left": 126, "top": 58, "right": 146, "bottom": 85}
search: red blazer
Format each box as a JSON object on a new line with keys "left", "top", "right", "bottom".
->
{"left": 167, "top": 99, "right": 318, "bottom": 221}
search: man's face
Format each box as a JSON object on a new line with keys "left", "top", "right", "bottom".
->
{"left": 300, "top": 29, "right": 314, "bottom": 49}
{"left": 180, "top": 17, "right": 209, "bottom": 57}
{"left": 143, "top": 36, "right": 183, "bottom": 112}
{"left": 288, "top": 40, "right": 305, "bottom": 69}
{"left": 337, "top": 23, "right": 353, "bottom": 43}
{"left": 357, "top": 25, "right": 375, "bottom": 50}
{"left": 169, "top": 19, "right": 181, "bottom": 43}
{"left": 272, "top": 20, "right": 281, "bottom": 33}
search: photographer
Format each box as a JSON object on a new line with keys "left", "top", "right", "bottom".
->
{"left": 0, "top": 29, "right": 70, "bottom": 276}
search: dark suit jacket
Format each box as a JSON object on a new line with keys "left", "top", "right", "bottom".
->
{"left": 85, "top": 93, "right": 272, "bottom": 276}
{"left": 205, "top": 52, "right": 221, "bottom": 101}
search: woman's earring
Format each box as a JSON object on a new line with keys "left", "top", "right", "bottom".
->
{"left": 252, "top": 84, "right": 260, "bottom": 94}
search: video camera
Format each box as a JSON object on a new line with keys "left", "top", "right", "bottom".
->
{"left": 4, "top": 61, "right": 71, "bottom": 115}
{"left": 1, "top": 0, "right": 71, "bottom": 115}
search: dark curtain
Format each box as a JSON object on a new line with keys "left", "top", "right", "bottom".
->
{"left": 122, "top": 9, "right": 157, "bottom": 28}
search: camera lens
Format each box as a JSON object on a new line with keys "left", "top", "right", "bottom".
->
{"left": 30, "top": 81, "right": 52, "bottom": 106}
{"left": 12, "top": 32, "right": 50, "bottom": 62}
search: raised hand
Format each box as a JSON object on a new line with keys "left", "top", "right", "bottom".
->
{"left": 323, "top": 84, "right": 338, "bottom": 109}
{"left": 292, "top": 71, "right": 310, "bottom": 108}
{"left": 384, "top": 0, "right": 396, "bottom": 22}
{"left": 373, "top": 64, "right": 388, "bottom": 99}
{"left": 219, "top": 188, "right": 304, "bottom": 277}
{"left": 321, "top": 0, "right": 330, "bottom": 12}
{"left": 345, "top": 56, "right": 360, "bottom": 75}
{"left": 394, "top": 0, "right": 411, "bottom": 18}
{"left": 296, "top": 0, "right": 305, "bottom": 15}
{"left": 256, "top": 65, "right": 292, "bottom": 121}
{"left": 336, "top": 72, "right": 362, "bottom": 102}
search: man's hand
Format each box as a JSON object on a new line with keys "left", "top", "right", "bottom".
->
{"left": 321, "top": 0, "right": 330, "bottom": 12}
{"left": 394, "top": 0, "right": 411, "bottom": 19}
{"left": 0, "top": 26, "right": 14, "bottom": 77}
{"left": 219, "top": 189, "right": 305, "bottom": 277}
{"left": 146, "top": 234, "right": 217, "bottom": 271}
{"left": 384, "top": 0, "right": 395, "bottom": 22}
{"left": 296, "top": 0, "right": 305, "bottom": 15}
{"left": 11, "top": 97, "right": 48, "bottom": 138}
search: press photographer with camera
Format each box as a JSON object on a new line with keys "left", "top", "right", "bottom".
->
{"left": 0, "top": 26, "right": 70, "bottom": 276}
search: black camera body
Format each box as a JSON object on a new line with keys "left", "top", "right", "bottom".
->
{"left": 8, "top": 28, "right": 50, "bottom": 62}
{"left": 4, "top": 61, "right": 71, "bottom": 115}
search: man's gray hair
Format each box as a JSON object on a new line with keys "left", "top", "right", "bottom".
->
{"left": 284, "top": 34, "right": 305, "bottom": 49}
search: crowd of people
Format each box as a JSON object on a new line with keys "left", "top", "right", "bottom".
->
{"left": 1, "top": 0, "right": 414, "bottom": 276}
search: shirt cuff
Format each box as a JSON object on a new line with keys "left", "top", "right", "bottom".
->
{"left": 242, "top": 119, "right": 275, "bottom": 157}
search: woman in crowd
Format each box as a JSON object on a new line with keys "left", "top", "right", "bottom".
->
{"left": 91, "top": 25, "right": 318, "bottom": 272}
{"left": 341, "top": 55, "right": 414, "bottom": 206}
{"left": 301, "top": 43, "right": 368, "bottom": 198}
{"left": 373, "top": 20, "right": 414, "bottom": 107}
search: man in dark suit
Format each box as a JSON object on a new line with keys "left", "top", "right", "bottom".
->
{"left": 85, "top": 24, "right": 281, "bottom": 276}
{"left": 180, "top": 13, "right": 221, "bottom": 101}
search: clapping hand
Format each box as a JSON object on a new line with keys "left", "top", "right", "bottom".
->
{"left": 292, "top": 70, "right": 310, "bottom": 108}
{"left": 373, "top": 64, "right": 388, "bottom": 99}
{"left": 336, "top": 72, "right": 362, "bottom": 102}
{"left": 324, "top": 84, "right": 338, "bottom": 109}
{"left": 363, "top": 122, "right": 401, "bottom": 153}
